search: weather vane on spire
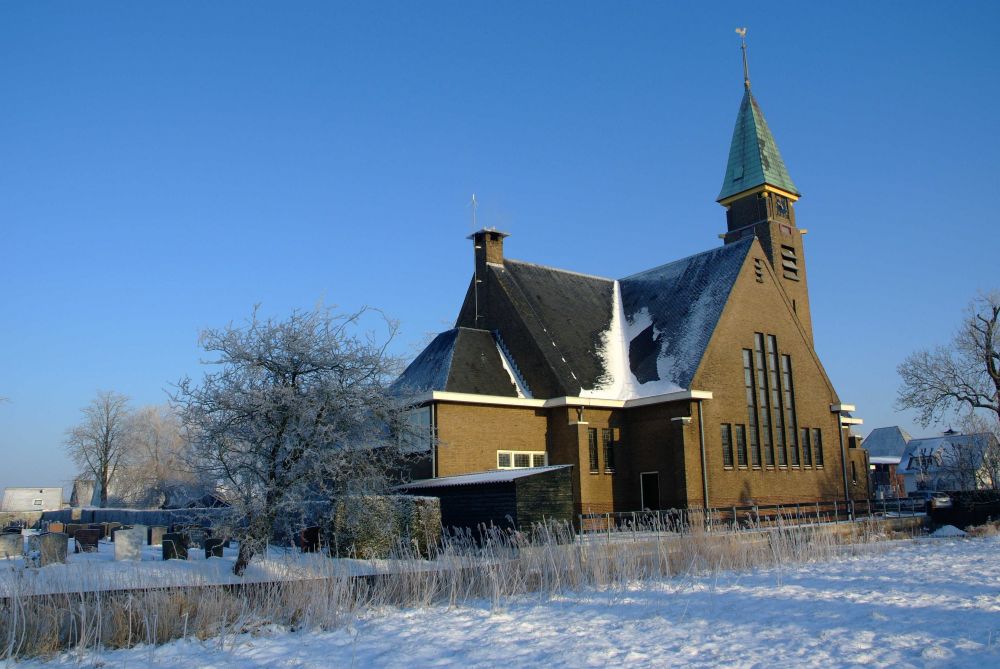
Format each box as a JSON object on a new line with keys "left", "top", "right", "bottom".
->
{"left": 470, "top": 193, "right": 478, "bottom": 229}
{"left": 735, "top": 27, "right": 750, "bottom": 90}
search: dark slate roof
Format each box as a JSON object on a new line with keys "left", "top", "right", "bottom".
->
{"left": 495, "top": 260, "right": 615, "bottom": 394}
{"left": 862, "top": 426, "right": 912, "bottom": 459}
{"left": 392, "top": 327, "right": 518, "bottom": 397}
{"left": 619, "top": 237, "right": 753, "bottom": 390}
{"left": 718, "top": 90, "right": 799, "bottom": 201}
{"left": 403, "top": 239, "right": 754, "bottom": 399}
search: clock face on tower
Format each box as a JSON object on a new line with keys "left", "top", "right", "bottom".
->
{"left": 775, "top": 195, "right": 789, "bottom": 218}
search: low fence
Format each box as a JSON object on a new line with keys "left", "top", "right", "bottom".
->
{"left": 38, "top": 508, "right": 230, "bottom": 528}
{"left": 579, "top": 497, "right": 927, "bottom": 535}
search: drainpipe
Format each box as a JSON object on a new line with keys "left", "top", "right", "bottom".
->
{"left": 831, "top": 403, "right": 860, "bottom": 513}
{"left": 837, "top": 414, "right": 849, "bottom": 505}
{"left": 698, "top": 400, "right": 708, "bottom": 511}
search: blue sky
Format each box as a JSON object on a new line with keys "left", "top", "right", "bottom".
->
{"left": 1, "top": 2, "right": 997, "bottom": 494}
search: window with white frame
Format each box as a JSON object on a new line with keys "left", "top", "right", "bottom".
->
{"left": 497, "top": 450, "right": 547, "bottom": 469}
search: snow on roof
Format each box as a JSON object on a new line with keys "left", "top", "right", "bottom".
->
{"left": 869, "top": 456, "right": 902, "bottom": 465}
{"left": 398, "top": 237, "right": 751, "bottom": 402}
{"left": 397, "top": 465, "right": 572, "bottom": 490}
{"left": 617, "top": 238, "right": 752, "bottom": 392}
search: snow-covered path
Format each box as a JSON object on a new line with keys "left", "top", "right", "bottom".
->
{"left": 22, "top": 535, "right": 1000, "bottom": 668}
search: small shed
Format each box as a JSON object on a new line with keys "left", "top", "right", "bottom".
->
{"left": 1, "top": 487, "right": 63, "bottom": 512}
{"left": 396, "top": 465, "right": 574, "bottom": 532}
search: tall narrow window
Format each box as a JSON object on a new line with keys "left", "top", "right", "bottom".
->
{"left": 767, "top": 335, "right": 787, "bottom": 466}
{"left": 602, "top": 428, "right": 615, "bottom": 473}
{"left": 721, "top": 424, "right": 734, "bottom": 468}
{"left": 812, "top": 428, "right": 824, "bottom": 467}
{"left": 781, "top": 354, "right": 800, "bottom": 466}
{"left": 588, "top": 428, "right": 599, "bottom": 473}
{"left": 754, "top": 334, "right": 774, "bottom": 466}
{"left": 800, "top": 428, "right": 811, "bottom": 468}
{"left": 742, "top": 350, "right": 762, "bottom": 467}
{"left": 735, "top": 425, "right": 748, "bottom": 468}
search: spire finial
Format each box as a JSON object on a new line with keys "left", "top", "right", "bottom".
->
{"left": 735, "top": 27, "right": 750, "bottom": 90}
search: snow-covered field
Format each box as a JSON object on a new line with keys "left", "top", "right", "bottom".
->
{"left": 0, "top": 537, "right": 386, "bottom": 597}
{"left": 19, "top": 534, "right": 1000, "bottom": 668}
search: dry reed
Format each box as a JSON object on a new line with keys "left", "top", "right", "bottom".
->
{"left": 0, "top": 513, "right": 906, "bottom": 661}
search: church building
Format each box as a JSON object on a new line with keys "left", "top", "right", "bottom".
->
{"left": 395, "top": 61, "right": 868, "bottom": 515}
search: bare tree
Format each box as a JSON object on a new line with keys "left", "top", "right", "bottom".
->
{"left": 956, "top": 413, "right": 1000, "bottom": 490}
{"left": 173, "top": 306, "right": 416, "bottom": 575}
{"left": 65, "top": 391, "right": 131, "bottom": 508}
{"left": 114, "top": 405, "right": 214, "bottom": 508}
{"left": 898, "top": 291, "right": 1000, "bottom": 428}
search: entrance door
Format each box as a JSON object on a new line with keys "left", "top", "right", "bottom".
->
{"left": 640, "top": 472, "right": 660, "bottom": 510}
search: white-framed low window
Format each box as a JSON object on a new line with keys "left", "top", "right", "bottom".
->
{"left": 32, "top": 498, "right": 43, "bottom": 507}
{"left": 497, "top": 450, "right": 547, "bottom": 469}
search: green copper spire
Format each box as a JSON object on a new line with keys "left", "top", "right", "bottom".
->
{"left": 717, "top": 89, "right": 799, "bottom": 202}
{"left": 718, "top": 32, "right": 799, "bottom": 202}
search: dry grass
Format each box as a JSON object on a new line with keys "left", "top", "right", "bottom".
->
{"left": 965, "top": 520, "right": 1000, "bottom": 537}
{"left": 1, "top": 515, "right": 902, "bottom": 661}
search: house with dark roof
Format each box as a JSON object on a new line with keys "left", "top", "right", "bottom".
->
{"left": 395, "top": 66, "right": 869, "bottom": 515}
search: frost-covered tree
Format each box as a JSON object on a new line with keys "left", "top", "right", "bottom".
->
{"left": 173, "top": 306, "right": 415, "bottom": 575}
{"left": 65, "top": 391, "right": 131, "bottom": 508}
{"left": 898, "top": 291, "right": 1000, "bottom": 428}
{"left": 114, "top": 405, "right": 215, "bottom": 508}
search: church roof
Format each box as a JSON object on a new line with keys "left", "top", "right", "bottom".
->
{"left": 399, "top": 237, "right": 754, "bottom": 401}
{"left": 392, "top": 327, "right": 519, "bottom": 398}
{"left": 718, "top": 89, "right": 799, "bottom": 202}
{"left": 619, "top": 237, "right": 753, "bottom": 392}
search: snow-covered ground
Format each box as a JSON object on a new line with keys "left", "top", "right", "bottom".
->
{"left": 18, "top": 534, "right": 1000, "bottom": 668}
{"left": 0, "top": 537, "right": 387, "bottom": 596}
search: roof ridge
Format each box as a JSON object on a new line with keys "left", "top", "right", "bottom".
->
{"left": 504, "top": 258, "right": 614, "bottom": 283}
{"left": 619, "top": 236, "right": 753, "bottom": 281}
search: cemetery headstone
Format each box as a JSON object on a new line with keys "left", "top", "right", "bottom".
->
{"left": 28, "top": 532, "right": 68, "bottom": 566}
{"left": 204, "top": 537, "right": 224, "bottom": 558}
{"left": 149, "top": 525, "right": 168, "bottom": 546}
{"left": 162, "top": 533, "right": 188, "bottom": 560}
{"left": 299, "top": 526, "right": 321, "bottom": 553}
{"left": 0, "top": 532, "right": 21, "bottom": 558}
{"left": 74, "top": 529, "right": 101, "bottom": 553}
{"left": 114, "top": 527, "right": 145, "bottom": 561}
{"left": 48, "top": 521, "right": 65, "bottom": 534}
{"left": 186, "top": 528, "right": 206, "bottom": 549}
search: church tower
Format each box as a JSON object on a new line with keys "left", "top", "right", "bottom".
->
{"left": 717, "top": 32, "right": 813, "bottom": 342}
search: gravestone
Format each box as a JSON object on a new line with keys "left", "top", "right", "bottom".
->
{"left": 204, "top": 537, "right": 225, "bottom": 558}
{"left": 0, "top": 532, "right": 21, "bottom": 558}
{"left": 114, "top": 527, "right": 145, "bottom": 561}
{"left": 149, "top": 525, "right": 168, "bottom": 546}
{"left": 74, "top": 528, "right": 101, "bottom": 553}
{"left": 162, "top": 533, "right": 188, "bottom": 560}
{"left": 48, "top": 521, "right": 65, "bottom": 534}
{"left": 299, "top": 526, "right": 321, "bottom": 553}
{"left": 65, "top": 523, "right": 86, "bottom": 540}
{"left": 186, "top": 528, "right": 206, "bottom": 549}
{"left": 28, "top": 532, "right": 68, "bottom": 566}
{"left": 106, "top": 522, "right": 122, "bottom": 540}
